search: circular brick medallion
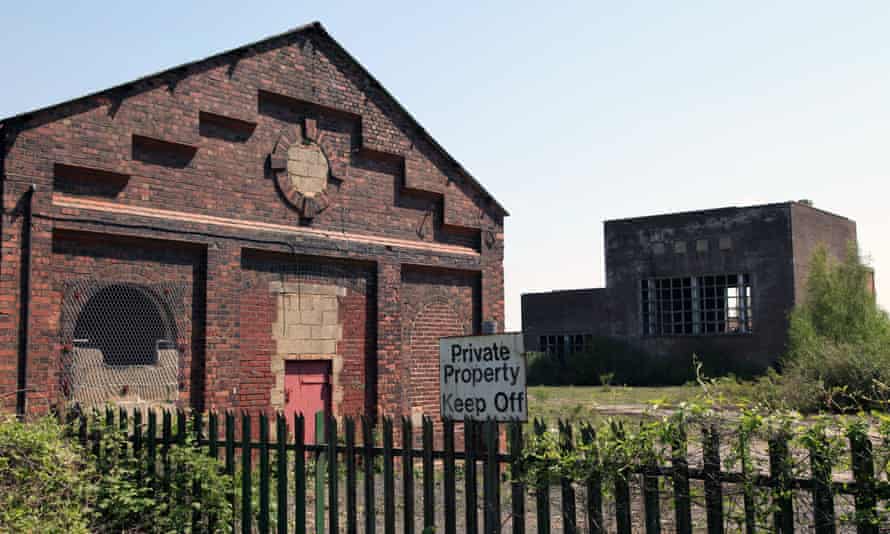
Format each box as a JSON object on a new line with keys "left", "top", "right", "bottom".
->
{"left": 286, "top": 142, "right": 328, "bottom": 197}
{"left": 270, "top": 132, "right": 334, "bottom": 219}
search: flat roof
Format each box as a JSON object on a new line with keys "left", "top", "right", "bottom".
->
{"left": 604, "top": 200, "right": 852, "bottom": 224}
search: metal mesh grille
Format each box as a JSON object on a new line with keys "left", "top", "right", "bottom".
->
{"left": 60, "top": 280, "right": 187, "bottom": 407}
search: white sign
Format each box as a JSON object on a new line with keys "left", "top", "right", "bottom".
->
{"left": 439, "top": 333, "right": 527, "bottom": 421}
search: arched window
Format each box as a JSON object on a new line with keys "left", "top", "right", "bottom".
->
{"left": 73, "top": 284, "right": 175, "bottom": 366}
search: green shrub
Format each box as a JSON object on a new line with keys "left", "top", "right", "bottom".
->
{"left": 775, "top": 244, "right": 890, "bottom": 412}
{"left": 527, "top": 337, "right": 693, "bottom": 386}
{"left": 87, "top": 414, "right": 234, "bottom": 533}
{"left": 0, "top": 412, "right": 235, "bottom": 533}
{"left": 526, "top": 351, "right": 563, "bottom": 385}
{"left": 0, "top": 415, "right": 92, "bottom": 533}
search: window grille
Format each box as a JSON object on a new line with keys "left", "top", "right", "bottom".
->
{"left": 60, "top": 281, "right": 185, "bottom": 406}
{"left": 641, "top": 274, "right": 752, "bottom": 336}
{"left": 74, "top": 285, "right": 174, "bottom": 366}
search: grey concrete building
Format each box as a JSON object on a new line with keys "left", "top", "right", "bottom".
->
{"left": 521, "top": 201, "right": 863, "bottom": 382}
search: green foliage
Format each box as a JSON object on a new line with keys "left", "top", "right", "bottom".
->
{"left": 519, "top": 417, "right": 670, "bottom": 490}
{"left": 87, "top": 414, "right": 233, "bottom": 533}
{"left": 517, "top": 401, "right": 883, "bottom": 528}
{"left": 0, "top": 415, "right": 92, "bottom": 533}
{"left": 778, "top": 243, "right": 890, "bottom": 411}
{"left": 0, "top": 412, "right": 233, "bottom": 534}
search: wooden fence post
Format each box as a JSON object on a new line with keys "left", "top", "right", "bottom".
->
{"left": 225, "top": 411, "right": 235, "bottom": 534}
{"left": 402, "top": 417, "right": 415, "bottom": 534}
{"left": 176, "top": 408, "right": 186, "bottom": 445}
{"left": 466, "top": 420, "right": 479, "bottom": 534}
{"left": 532, "top": 419, "right": 550, "bottom": 534}
{"left": 738, "top": 428, "right": 756, "bottom": 534}
{"left": 276, "top": 412, "right": 288, "bottom": 534}
{"left": 314, "top": 412, "right": 326, "bottom": 534}
{"left": 92, "top": 408, "right": 101, "bottom": 468}
{"left": 361, "top": 416, "right": 375, "bottom": 534}
{"left": 768, "top": 434, "right": 793, "bottom": 534}
{"left": 849, "top": 428, "right": 878, "bottom": 534}
{"left": 78, "top": 409, "right": 88, "bottom": 447}
{"left": 328, "top": 414, "right": 338, "bottom": 534}
{"left": 192, "top": 410, "right": 204, "bottom": 531}
{"left": 580, "top": 425, "right": 603, "bottom": 534}
{"left": 162, "top": 410, "right": 172, "bottom": 494}
{"left": 810, "top": 433, "right": 836, "bottom": 534}
{"left": 345, "top": 417, "right": 357, "bottom": 534}
{"left": 559, "top": 421, "right": 577, "bottom": 534}
{"left": 671, "top": 425, "right": 692, "bottom": 534}
{"left": 485, "top": 419, "right": 502, "bottom": 534}
{"left": 703, "top": 425, "right": 724, "bottom": 534}
{"left": 383, "top": 417, "right": 395, "bottom": 534}
{"left": 120, "top": 407, "right": 128, "bottom": 459}
{"left": 643, "top": 458, "right": 661, "bottom": 534}
{"left": 208, "top": 411, "right": 218, "bottom": 458}
{"left": 206, "top": 411, "right": 218, "bottom": 532}
{"left": 259, "top": 412, "right": 270, "bottom": 534}
{"left": 613, "top": 424, "right": 632, "bottom": 534}
{"left": 510, "top": 422, "right": 526, "bottom": 534}
{"left": 443, "top": 418, "right": 457, "bottom": 534}
{"left": 294, "top": 413, "right": 306, "bottom": 534}
{"left": 241, "top": 412, "right": 252, "bottom": 534}
{"left": 422, "top": 416, "right": 435, "bottom": 531}
{"left": 133, "top": 410, "right": 143, "bottom": 480}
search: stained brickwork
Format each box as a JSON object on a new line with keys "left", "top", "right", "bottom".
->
{"left": 48, "top": 231, "right": 204, "bottom": 412}
{"left": 401, "top": 266, "right": 478, "bottom": 419}
{"left": 0, "top": 23, "right": 505, "bottom": 416}
{"left": 239, "top": 251, "right": 375, "bottom": 417}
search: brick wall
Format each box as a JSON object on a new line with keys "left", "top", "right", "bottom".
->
{"left": 239, "top": 251, "right": 375, "bottom": 418}
{"left": 401, "top": 266, "right": 479, "bottom": 420}
{"left": 0, "top": 24, "right": 505, "bottom": 417}
{"left": 790, "top": 202, "right": 858, "bottom": 304}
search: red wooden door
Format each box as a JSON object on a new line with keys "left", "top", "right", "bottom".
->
{"left": 285, "top": 360, "right": 331, "bottom": 443}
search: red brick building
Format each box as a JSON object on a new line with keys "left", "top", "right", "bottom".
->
{"left": 0, "top": 22, "right": 506, "bottom": 420}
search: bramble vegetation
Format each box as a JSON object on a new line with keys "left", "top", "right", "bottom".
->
{"left": 0, "top": 413, "right": 232, "bottom": 533}
{"left": 0, "top": 415, "right": 92, "bottom": 533}
{"left": 519, "top": 399, "right": 890, "bottom": 529}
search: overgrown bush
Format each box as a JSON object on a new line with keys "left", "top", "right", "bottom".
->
{"left": 88, "top": 415, "right": 234, "bottom": 533}
{"left": 0, "top": 413, "right": 233, "bottom": 533}
{"left": 0, "top": 415, "right": 92, "bottom": 533}
{"left": 772, "top": 244, "right": 890, "bottom": 412}
{"left": 527, "top": 337, "right": 695, "bottom": 386}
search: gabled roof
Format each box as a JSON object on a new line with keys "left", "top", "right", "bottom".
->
{"left": 0, "top": 21, "right": 508, "bottom": 216}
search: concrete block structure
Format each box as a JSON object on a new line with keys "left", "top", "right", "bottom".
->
{"left": 0, "top": 22, "right": 506, "bottom": 419}
{"left": 522, "top": 201, "right": 860, "bottom": 380}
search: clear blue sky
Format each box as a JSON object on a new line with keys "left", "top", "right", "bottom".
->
{"left": 3, "top": 2, "right": 888, "bottom": 329}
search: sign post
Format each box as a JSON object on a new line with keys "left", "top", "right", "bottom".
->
{"left": 439, "top": 333, "right": 527, "bottom": 421}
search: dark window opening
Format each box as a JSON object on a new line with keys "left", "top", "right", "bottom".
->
{"left": 538, "top": 334, "right": 591, "bottom": 358}
{"left": 641, "top": 274, "right": 752, "bottom": 336}
{"left": 73, "top": 284, "right": 175, "bottom": 366}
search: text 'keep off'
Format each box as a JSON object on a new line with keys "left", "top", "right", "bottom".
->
{"left": 439, "top": 333, "right": 527, "bottom": 421}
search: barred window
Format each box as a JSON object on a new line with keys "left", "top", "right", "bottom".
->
{"left": 641, "top": 274, "right": 752, "bottom": 336}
